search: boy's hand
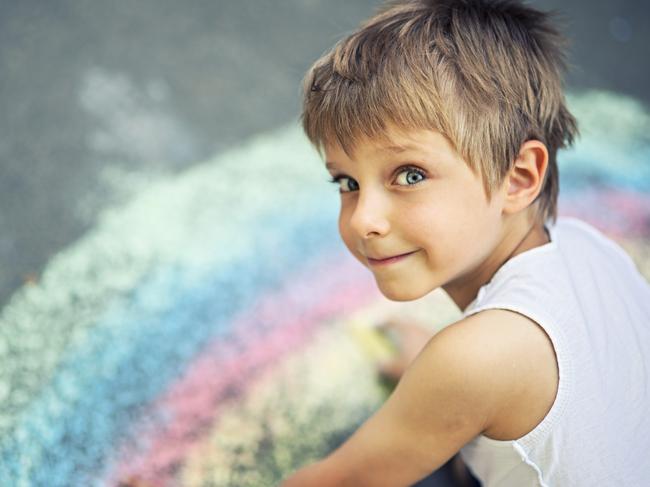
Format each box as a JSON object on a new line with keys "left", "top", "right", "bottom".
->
{"left": 375, "top": 318, "right": 435, "bottom": 381}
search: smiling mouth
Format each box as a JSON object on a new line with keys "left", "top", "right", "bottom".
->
{"left": 366, "top": 250, "right": 419, "bottom": 266}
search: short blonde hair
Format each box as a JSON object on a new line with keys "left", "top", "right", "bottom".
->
{"left": 301, "top": 0, "right": 578, "bottom": 223}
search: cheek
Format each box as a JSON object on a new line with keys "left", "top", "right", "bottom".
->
{"left": 337, "top": 205, "right": 350, "bottom": 239}
{"left": 409, "top": 189, "right": 496, "bottom": 256}
{"left": 338, "top": 213, "right": 350, "bottom": 246}
{"left": 401, "top": 208, "right": 435, "bottom": 243}
{"left": 440, "top": 192, "right": 502, "bottom": 256}
{"left": 338, "top": 208, "right": 361, "bottom": 257}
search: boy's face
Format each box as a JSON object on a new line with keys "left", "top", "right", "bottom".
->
{"left": 324, "top": 128, "right": 507, "bottom": 302}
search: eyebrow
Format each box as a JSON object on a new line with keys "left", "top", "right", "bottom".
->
{"left": 383, "top": 144, "right": 417, "bottom": 154}
{"left": 325, "top": 162, "right": 338, "bottom": 171}
{"left": 325, "top": 143, "right": 425, "bottom": 169}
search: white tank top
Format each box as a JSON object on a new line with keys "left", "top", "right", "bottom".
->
{"left": 459, "top": 217, "right": 650, "bottom": 486}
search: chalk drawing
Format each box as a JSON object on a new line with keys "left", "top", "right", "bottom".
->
{"left": 0, "top": 90, "right": 648, "bottom": 486}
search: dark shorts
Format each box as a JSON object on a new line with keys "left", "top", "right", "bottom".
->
{"left": 412, "top": 455, "right": 481, "bottom": 487}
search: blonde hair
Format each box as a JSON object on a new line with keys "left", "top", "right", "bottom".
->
{"left": 301, "top": 0, "right": 578, "bottom": 223}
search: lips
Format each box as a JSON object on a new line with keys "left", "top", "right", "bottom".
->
{"left": 366, "top": 250, "right": 418, "bottom": 266}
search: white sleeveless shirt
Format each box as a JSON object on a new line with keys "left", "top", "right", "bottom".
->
{"left": 459, "top": 217, "right": 650, "bottom": 486}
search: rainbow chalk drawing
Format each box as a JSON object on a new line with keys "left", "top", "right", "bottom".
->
{"left": 0, "top": 90, "right": 649, "bottom": 486}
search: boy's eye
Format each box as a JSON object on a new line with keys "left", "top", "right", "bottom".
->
{"left": 328, "top": 167, "right": 425, "bottom": 192}
{"left": 395, "top": 167, "right": 426, "bottom": 186}
{"left": 329, "top": 175, "right": 359, "bottom": 193}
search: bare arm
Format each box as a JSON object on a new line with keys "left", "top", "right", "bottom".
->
{"left": 280, "top": 309, "right": 558, "bottom": 487}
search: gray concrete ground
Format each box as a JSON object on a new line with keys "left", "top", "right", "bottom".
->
{"left": 0, "top": 0, "right": 648, "bottom": 310}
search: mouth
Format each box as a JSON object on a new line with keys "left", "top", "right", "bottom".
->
{"left": 366, "top": 250, "right": 419, "bottom": 267}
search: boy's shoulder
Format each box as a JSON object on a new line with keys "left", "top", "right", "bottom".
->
{"left": 413, "top": 308, "right": 559, "bottom": 441}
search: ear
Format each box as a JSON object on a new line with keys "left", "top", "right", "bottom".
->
{"left": 502, "top": 140, "right": 549, "bottom": 215}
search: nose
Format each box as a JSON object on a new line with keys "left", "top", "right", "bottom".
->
{"left": 347, "top": 188, "right": 391, "bottom": 239}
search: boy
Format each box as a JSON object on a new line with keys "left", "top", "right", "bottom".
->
{"left": 282, "top": 1, "right": 650, "bottom": 485}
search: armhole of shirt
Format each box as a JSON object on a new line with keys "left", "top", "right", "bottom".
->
{"left": 463, "top": 303, "right": 574, "bottom": 452}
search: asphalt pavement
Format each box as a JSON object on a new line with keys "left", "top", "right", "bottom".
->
{"left": 0, "top": 0, "right": 648, "bottom": 309}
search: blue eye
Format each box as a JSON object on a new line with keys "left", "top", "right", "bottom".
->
{"left": 329, "top": 175, "right": 359, "bottom": 193}
{"left": 395, "top": 167, "right": 426, "bottom": 186}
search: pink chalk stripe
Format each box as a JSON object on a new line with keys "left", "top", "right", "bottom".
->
{"left": 560, "top": 188, "right": 650, "bottom": 238}
{"left": 107, "top": 250, "right": 380, "bottom": 486}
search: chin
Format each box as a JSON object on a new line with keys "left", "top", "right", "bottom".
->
{"left": 376, "top": 279, "right": 434, "bottom": 302}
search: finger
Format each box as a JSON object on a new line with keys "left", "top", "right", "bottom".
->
{"left": 377, "top": 359, "right": 406, "bottom": 381}
{"left": 375, "top": 317, "right": 406, "bottom": 334}
{"left": 348, "top": 321, "right": 397, "bottom": 363}
{"left": 378, "top": 326, "right": 402, "bottom": 349}
{"left": 378, "top": 317, "right": 416, "bottom": 332}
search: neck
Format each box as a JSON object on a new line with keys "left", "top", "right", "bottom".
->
{"left": 443, "top": 216, "right": 550, "bottom": 312}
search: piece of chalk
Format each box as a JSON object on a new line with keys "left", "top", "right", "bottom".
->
{"left": 346, "top": 320, "right": 398, "bottom": 362}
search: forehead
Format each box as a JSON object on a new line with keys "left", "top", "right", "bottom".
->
{"left": 323, "top": 128, "right": 460, "bottom": 166}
